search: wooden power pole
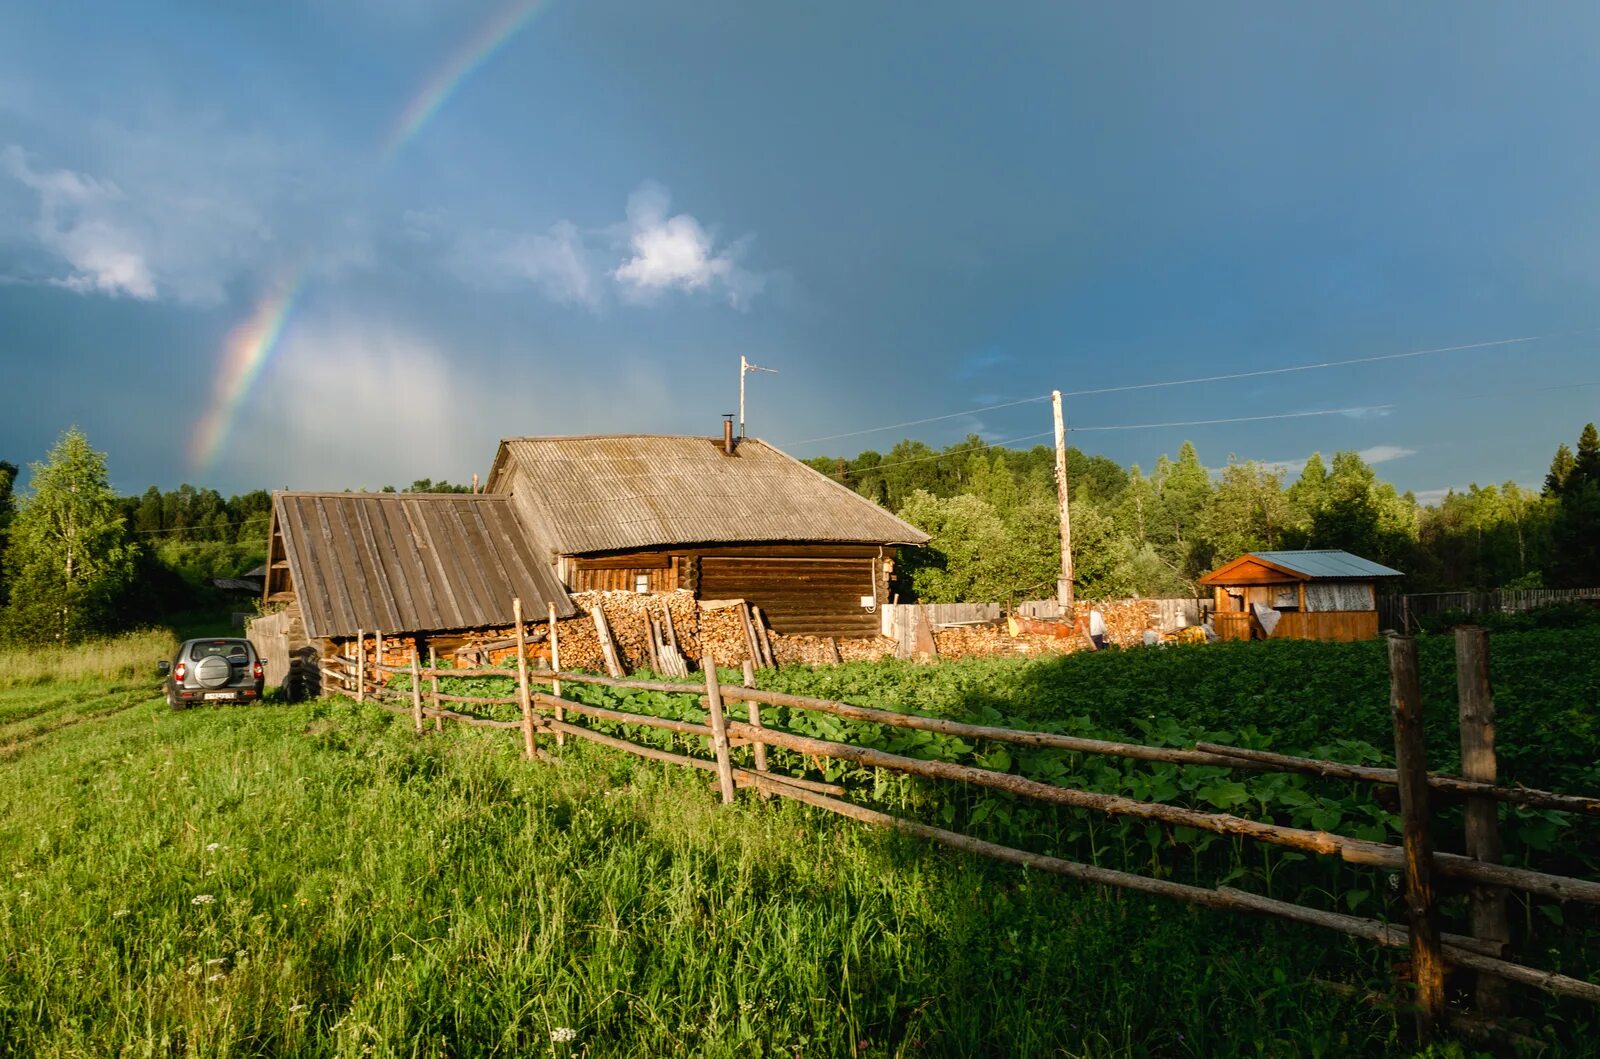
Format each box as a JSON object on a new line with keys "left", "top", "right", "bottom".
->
{"left": 1053, "top": 390, "right": 1074, "bottom": 611}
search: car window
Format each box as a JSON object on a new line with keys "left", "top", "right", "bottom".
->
{"left": 189, "top": 641, "right": 250, "bottom": 661}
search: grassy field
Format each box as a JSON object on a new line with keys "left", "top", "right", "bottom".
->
{"left": 2, "top": 631, "right": 1598, "bottom": 1056}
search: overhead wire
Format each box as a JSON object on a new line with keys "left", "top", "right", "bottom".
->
{"left": 785, "top": 330, "right": 1568, "bottom": 451}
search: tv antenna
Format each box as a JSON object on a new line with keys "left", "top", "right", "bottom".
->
{"left": 739, "top": 355, "right": 778, "bottom": 437}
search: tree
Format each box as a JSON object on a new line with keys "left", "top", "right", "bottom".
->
{"left": 1545, "top": 443, "right": 1576, "bottom": 496}
{"left": 0, "top": 428, "right": 138, "bottom": 644}
{"left": 0, "top": 459, "right": 16, "bottom": 605}
{"left": 1200, "top": 458, "right": 1289, "bottom": 565}
{"left": 1550, "top": 424, "right": 1600, "bottom": 587}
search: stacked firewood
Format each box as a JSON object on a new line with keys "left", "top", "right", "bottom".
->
{"left": 1071, "top": 599, "right": 1168, "bottom": 646}
{"left": 769, "top": 635, "right": 896, "bottom": 666}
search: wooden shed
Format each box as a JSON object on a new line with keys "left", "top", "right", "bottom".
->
{"left": 254, "top": 491, "right": 577, "bottom": 694}
{"left": 486, "top": 433, "right": 931, "bottom": 637}
{"left": 1198, "top": 549, "right": 1403, "bottom": 642}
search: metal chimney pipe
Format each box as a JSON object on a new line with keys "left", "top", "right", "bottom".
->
{"left": 722, "top": 414, "right": 735, "bottom": 455}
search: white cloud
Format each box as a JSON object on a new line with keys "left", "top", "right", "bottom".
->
{"left": 451, "top": 220, "right": 597, "bottom": 307}
{"left": 1357, "top": 444, "right": 1416, "bottom": 465}
{"left": 3, "top": 145, "right": 157, "bottom": 299}
{"left": 612, "top": 182, "right": 763, "bottom": 308}
{"left": 1, "top": 135, "right": 284, "bottom": 306}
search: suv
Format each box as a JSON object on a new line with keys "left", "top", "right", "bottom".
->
{"left": 159, "top": 638, "right": 266, "bottom": 709}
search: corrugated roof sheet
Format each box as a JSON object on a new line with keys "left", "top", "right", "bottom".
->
{"left": 488, "top": 435, "right": 931, "bottom": 555}
{"left": 1250, "top": 550, "right": 1405, "bottom": 579}
{"left": 273, "top": 492, "right": 577, "bottom": 640}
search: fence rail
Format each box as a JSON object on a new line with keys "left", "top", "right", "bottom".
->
{"left": 322, "top": 615, "right": 1600, "bottom": 1035}
{"left": 1381, "top": 587, "right": 1600, "bottom": 631}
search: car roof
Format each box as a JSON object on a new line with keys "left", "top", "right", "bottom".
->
{"left": 181, "top": 637, "right": 251, "bottom": 646}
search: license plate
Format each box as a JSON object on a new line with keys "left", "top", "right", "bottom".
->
{"left": 204, "top": 692, "right": 237, "bottom": 701}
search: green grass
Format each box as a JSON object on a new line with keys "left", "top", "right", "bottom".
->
{"left": 0, "top": 629, "right": 175, "bottom": 689}
{"left": 2, "top": 629, "right": 1598, "bottom": 1055}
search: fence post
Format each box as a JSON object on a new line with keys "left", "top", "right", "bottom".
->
{"left": 355, "top": 630, "right": 366, "bottom": 703}
{"left": 375, "top": 631, "right": 384, "bottom": 694}
{"left": 1387, "top": 634, "right": 1445, "bottom": 1040}
{"left": 429, "top": 646, "right": 441, "bottom": 732}
{"left": 743, "top": 659, "right": 769, "bottom": 796}
{"left": 702, "top": 656, "right": 736, "bottom": 804}
{"left": 549, "top": 601, "right": 565, "bottom": 748}
{"left": 515, "top": 598, "right": 536, "bottom": 760}
{"left": 410, "top": 649, "right": 424, "bottom": 733}
{"left": 1456, "top": 626, "right": 1511, "bottom": 1015}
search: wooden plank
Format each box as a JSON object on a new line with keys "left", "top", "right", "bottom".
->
{"left": 429, "top": 645, "right": 441, "bottom": 733}
{"left": 515, "top": 598, "right": 536, "bottom": 759}
{"left": 370, "top": 500, "right": 424, "bottom": 633}
{"left": 548, "top": 602, "right": 564, "bottom": 747}
{"left": 410, "top": 649, "right": 424, "bottom": 733}
{"left": 1389, "top": 634, "right": 1444, "bottom": 1040}
{"left": 322, "top": 500, "right": 371, "bottom": 636}
{"left": 703, "top": 657, "right": 736, "bottom": 804}
{"left": 401, "top": 501, "right": 466, "bottom": 631}
{"left": 349, "top": 500, "right": 405, "bottom": 633}
{"left": 1456, "top": 626, "right": 1511, "bottom": 1015}
{"left": 591, "top": 604, "right": 625, "bottom": 678}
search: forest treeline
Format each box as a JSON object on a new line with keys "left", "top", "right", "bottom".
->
{"left": 0, "top": 425, "right": 1596, "bottom": 643}
{"left": 802, "top": 423, "right": 1600, "bottom": 604}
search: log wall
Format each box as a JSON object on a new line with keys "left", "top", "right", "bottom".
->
{"left": 566, "top": 543, "right": 888, "bottom": 639}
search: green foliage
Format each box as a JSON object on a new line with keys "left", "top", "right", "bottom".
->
{"left": 0, "top": 428, "right": 138, "bottom": 645}
{"left": 812, "top": 420, "right": 1600, "bottom": 599}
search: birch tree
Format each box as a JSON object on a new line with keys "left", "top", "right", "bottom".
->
{"left": 1, "top": 428, "right": 137, "bottom": 644}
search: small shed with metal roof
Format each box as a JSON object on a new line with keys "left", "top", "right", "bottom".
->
{"left": 486, "top": 431, "right": 930, "bottom": 637}
{"left": 251, "top": 492, "right": 578, "bottom": 694}
{"left": 1199, "top": 549, "right": 1404, "bottom": 642}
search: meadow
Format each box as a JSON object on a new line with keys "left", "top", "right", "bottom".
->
{"left": 2, "top": 628, "right": 1598, "bottom": 1057}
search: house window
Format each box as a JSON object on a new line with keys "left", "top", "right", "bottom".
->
{"left": 634, "top": 573, "right": 651, "bottom": 594}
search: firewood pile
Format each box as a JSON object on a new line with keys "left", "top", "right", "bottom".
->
{"left": 1072, "top": 599, "right": 1168, "bottom": 647}
{"left": 769, "top": 634, "right": 896, "bottom": 666}
{"left": 558, "top": 591, "right": 701, "bottom": 673}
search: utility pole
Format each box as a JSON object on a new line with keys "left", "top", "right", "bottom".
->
{"left": 739, "top": 356, "right": 778, "bottom": 437}
{"left": 1053, "top": 389, "right": 1074, "bottom": 611}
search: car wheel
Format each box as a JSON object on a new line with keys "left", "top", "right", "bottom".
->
{"left": 167, "top": 687, "right": 187, "bottom": 711}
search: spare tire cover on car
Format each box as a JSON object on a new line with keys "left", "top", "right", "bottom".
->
{"left": 195, "top": 655, "right": 233, "bottom": 688}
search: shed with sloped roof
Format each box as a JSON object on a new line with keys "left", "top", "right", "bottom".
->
{"left": 255, "top": 492, "right": 577, "bottom": 682}
{"left": 1199, "top": 549, "right": 1403, "bottom": 642}
{"left": 487, "top": 433, "right": 930, "bottom": 637}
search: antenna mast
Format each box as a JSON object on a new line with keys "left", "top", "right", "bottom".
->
{"left": 739, "top": 355, "right": 778, "bottom": 437}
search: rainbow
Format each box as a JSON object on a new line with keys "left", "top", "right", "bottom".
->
{"left": 190, "top": 0, "right": 549, "bottom": 472}
{"left": 380, "top": 0, "right": 550, "bottom": 162}
{"left": 189, "top": 273, "right": 303, "bottom": 470}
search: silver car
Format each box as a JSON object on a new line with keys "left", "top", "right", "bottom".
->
{"left": 159, "top": 638, "right": 266, "bottom": 709}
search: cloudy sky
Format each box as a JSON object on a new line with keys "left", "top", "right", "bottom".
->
{"left": 3, "top": 2, "right": 1598, "bottom": 498}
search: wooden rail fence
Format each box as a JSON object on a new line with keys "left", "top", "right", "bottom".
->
{"left": 1381, "top": 587, "right": 1600, "bottom": 632}
{"left": 319, "top": 614, "right": 1600, "bottom": 1040}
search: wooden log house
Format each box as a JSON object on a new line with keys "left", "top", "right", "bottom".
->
{"left": 484, "top": 431, "right": 930, "bottom": 638}
{"left": 253, "top": 430, "right": 930, "bottom": 678}
{"left": 1199, "top": 549, "right": 1403, "bottom": 642}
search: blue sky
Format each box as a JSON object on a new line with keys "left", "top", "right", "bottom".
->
{"left": 2, "top": 1, "right": 1598, "bottom": 500}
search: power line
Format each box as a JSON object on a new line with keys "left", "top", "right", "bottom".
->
{"left": 784, "top": 330, "right": 1566, "bottom": 451}
{"left": 788, "top": 395, "right": 1051, "bottom": 447}
{"left": 1067, "top": 405, "right": 1394, "bottom": 433}
{"left": 1056, "top": 334, "right": 1548, "bottom": 399}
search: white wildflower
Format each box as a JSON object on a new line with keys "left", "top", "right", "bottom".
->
{"left": 205, "top": 843, "right": 221, "bottom": 853}
{"left": 390, "top": 952, "right": 406, "bottom": 962}
{"left": 18, "top": 890, "right": 30, "bottom": 900}
{"left": 290, "top": 1002, "right": 308, "bottom": 1013}
{"left": 207, "top": 972, "right": 226, "bottom": 983}
{"left": 206, "top": 958, "right": 227, "bottom": 966}
{"left": 191, "top": 894, "right": 216, "bottom": 905}
{"left": 550, "top": 1027, "right": 578, "bottom": 1044}
{"left": 236, "top": 948, "right": 248, "bottom": 958}
{"left": 112, "top": 909, "right": 131, "bottom": 918}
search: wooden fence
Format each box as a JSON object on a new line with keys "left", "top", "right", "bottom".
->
{"left": 1381, "top": 587, "right": 1600, "bottom": 632}
{"left": 322, "top": 614, "right": 1600, "bottom": 1041}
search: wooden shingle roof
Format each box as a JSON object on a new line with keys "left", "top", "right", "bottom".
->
{"left": 270, "top": 492, "right": 576, "bottom": 640}
{"left": 486, "top": 435, "right": 930, "bottom": 555}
